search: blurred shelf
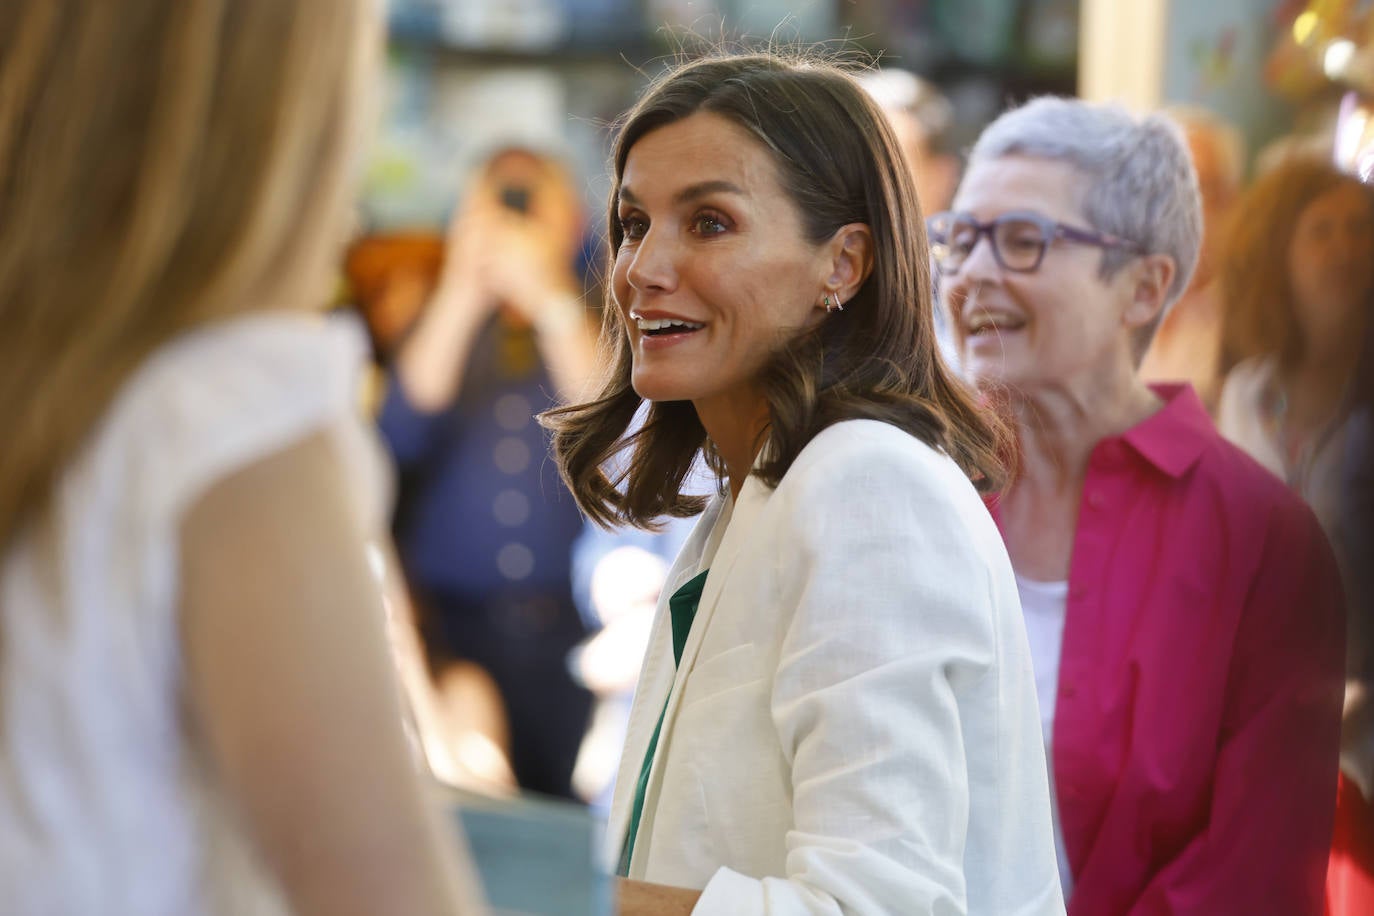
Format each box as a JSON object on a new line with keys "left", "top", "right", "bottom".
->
{"left": 388, "top": 11, "right": 663, "bottom": 69}
{"left": 927, "top": 57, "right": 1076, "bottom": 92}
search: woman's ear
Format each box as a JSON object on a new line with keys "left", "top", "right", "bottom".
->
{"left": 1123, "top": 253, "right": 1177, "bottom": 330}
{"left": 824, "top": 223, "right": 876, "bottom": 304}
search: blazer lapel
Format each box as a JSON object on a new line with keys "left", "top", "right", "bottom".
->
{"left": 666, "top": 474, "right": 768, "bottom": 690}
{"left": 604, "top": 494, "right": 724, "bottom": 867}
{"left": 623, "top": 475, "right": 773, "bottom": 875}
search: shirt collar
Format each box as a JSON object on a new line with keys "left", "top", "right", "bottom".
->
{"left": 1114, "top": 383, "right": 1215, "bottom": 478}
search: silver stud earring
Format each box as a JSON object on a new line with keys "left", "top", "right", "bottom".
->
{"left": 824, "top": 292, "right": 844, "bottom": 313}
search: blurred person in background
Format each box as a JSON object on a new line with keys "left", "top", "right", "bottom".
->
{"left": 931, "top": 96, "right": 1346, "bottom": 914}
{"left": 548, "top": 52, "right": 1064, "bottom": 916}
{"left": 1332, "top": 329, "right": 1374, "bottom": 915}
{"left": 1139, "top": 106, "right": 1247, "bottom": 412}
{"left": 0, "top": 1, "right": 484, "bottom": 914}
{"left": 856, "top": 67, "right": 961, "bottom": 217}
{"left": 857, "top": 67, "right": 962, "bottom": 366}
{"left": 1213, "top": 157, "right": 1374, "bottom": 916}
{"left": 1217, "top": 158, "right": 1373, "bottom": 548}
{"left": 375, "top": 146, "right": 599, "bottom": 799}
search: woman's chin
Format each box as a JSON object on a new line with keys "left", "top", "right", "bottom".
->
{"left": 630, "top": 378, "right": 693, "bottom": 404}
{"left": 962, "top": 354, "right": 1013, "bottom": 384}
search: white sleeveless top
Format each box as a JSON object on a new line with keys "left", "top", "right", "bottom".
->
{"left": 0, "top": 312, "right": 390, "bottom": 915}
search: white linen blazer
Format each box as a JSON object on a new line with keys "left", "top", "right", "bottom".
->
{"left": 608, "top": 419, "right": 1064, "bottom": 915}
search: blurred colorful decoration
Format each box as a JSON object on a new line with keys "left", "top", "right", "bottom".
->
{"left": 1188, "top": 26, "right": 1240, "bottom": 95}
{"left": 343, "top": 231, "right": 445, "bottom": 357}
{"left": 1264, "top": 0, "right": 1374, "bottom": 182}
{"left": 1160, "top": 0, "right": 1292, "bottom": 168}
{"left": 1266, "top": 0, "right": 1374, "bottom": 100}
{"left": 1336, "top": 90, "right": 1374, "bottom": 179}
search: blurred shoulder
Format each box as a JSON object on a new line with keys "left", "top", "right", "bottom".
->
{"left": 1190, "top": 414, "right": 1320, "bottom": 542}
{"left": 128, "top": 310, "right": 367, "bottom": 417}
{"left": 1221, "top": 354, "right": 1275, "bottom": 395}
{"left": 1217, "top": 355, "right": 1275, "bottom": 423}
{"left": 92, "top": 310, "right": 385, "bottom": 523}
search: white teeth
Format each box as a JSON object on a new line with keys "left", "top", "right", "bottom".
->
{"left": 967, "top": 315, "right": 1022, "bottom": 335}
{"left": 636, "top": 318, "right": 704, "bottom": 331}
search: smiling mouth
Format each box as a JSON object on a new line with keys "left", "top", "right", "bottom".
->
{"left": 637, "top": 317, "right": 705, "bottom": 338}
{"left": 966, "top": 315, "right": 1026, "bottom": 337}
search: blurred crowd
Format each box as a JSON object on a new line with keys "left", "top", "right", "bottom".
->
{"left": 5, "top": 0, "right": 1374, "bottom": 912}
{"left": 354, "top": 69, "right": 1369, "bottom": 772}
{"left": 344, "top": 52, "right": 1374, "bottom": 909}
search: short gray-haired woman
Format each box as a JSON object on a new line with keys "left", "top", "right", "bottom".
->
{"left": 930, "top": 96, "right": 1346, "bottom": 914}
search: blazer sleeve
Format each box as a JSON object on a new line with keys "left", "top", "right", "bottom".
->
{"left": 1125, "top": 496, "right": 1345, "bottom": 915}
{"left": 693, "top": 429, "right": 1060, "bottom": 915}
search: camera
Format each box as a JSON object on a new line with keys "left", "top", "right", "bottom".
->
{"left": 500, "top": 185, "right": 531, "bottom": 214}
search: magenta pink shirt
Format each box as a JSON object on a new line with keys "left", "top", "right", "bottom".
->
{"left": 991, "top": 384, "right": 1345, "bottom": 915}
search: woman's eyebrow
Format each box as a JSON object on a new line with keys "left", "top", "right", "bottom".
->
{"left": 618, "top": 180, "right": 748, "bottom": 208}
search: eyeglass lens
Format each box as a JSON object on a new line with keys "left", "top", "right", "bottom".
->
{"left": 938, "top": 216, "right": 1047, "bottom": 273}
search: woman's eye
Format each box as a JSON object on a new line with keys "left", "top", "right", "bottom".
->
{"left": 619, "top": 215, "right": 647, "bottom": 241}
{"left": 690, "top": 212, "right": 728, "bottom": 236}
{"left": 998, "top": 223, "right": 1044, "bottom": 252}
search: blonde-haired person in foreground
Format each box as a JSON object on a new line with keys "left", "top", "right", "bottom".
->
{"left": 0, "top": 2, "right": 484, "bottom": 914}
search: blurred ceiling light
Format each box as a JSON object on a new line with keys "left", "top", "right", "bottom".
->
{"left": 1325, "top": 38, "right": 1357, "bottom": 77}
{"left": 1293, "top": 10, "right": 1320, "bottom": 45}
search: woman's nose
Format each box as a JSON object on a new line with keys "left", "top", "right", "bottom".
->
{"left": 959, "top": 231, "right": 1003, "bottom": 280}
{"left": 624, "top": 228, "right": 678, "bottom": 294}
{"left": 941, "top": 235, "right": 1000, "bottom": 307}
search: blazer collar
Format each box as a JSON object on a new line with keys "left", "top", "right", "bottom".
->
{"left": 605, "top": 472, "right": 773, "bottom": 873}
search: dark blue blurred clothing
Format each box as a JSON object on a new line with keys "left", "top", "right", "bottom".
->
{"left": 381, "top": 318, "right": 584, "bottom": 595}
{"left": 379, "top": 315, "right": 590, "bottom": 799}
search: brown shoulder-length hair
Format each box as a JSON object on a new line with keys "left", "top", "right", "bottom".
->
{"left": 543, "top": 51, "right": 1006, "bottom": 529}
{"left": 1219, "top": 155, "right": 1374, "bottom": 376}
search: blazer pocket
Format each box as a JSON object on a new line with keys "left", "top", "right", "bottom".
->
{"left": 678, "top": 642, "right": 766, "bottom": 710}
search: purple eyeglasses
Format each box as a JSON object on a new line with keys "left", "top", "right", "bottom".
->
{"left": 927, "top": 209, "right": 1145, "bottom": 275}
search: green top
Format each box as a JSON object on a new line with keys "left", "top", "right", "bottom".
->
{"left": 616, "top": 568, "right": 710, "bottom": 877}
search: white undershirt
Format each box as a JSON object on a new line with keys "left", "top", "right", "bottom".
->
{"left": 1016, "top": 572, "right": 1074, "bottom": 900}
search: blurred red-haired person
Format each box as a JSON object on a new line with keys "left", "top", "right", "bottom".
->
{"left": 1215, "top": 157, "right": 1374, "bottom": 916}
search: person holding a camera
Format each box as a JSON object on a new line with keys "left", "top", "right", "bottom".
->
{"left": 377, "top": 147, "right": 600, "bottom": 799}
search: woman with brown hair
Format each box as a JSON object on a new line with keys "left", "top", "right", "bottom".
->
{"left": 544, "top": 52, "right": 1063, "bottom": 915}
{"left": 1217, "top": 157, "right": 1374, "bottom": 525}
{"left": 0, "top": 1, "right": 482, "bottom": 913}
